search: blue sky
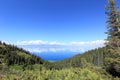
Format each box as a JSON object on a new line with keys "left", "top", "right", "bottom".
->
{"left": 0, "top": 0, "right": 120, "bottom": 53}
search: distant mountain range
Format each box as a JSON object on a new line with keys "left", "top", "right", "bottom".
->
{"left": 32, "top": 51, "right": 81, "bottom": 61}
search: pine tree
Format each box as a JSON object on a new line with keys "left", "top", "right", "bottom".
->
{"left": 105, "top": 0, "right": 120, "bottom": 53}
{"left": 105, "top": 0, "right": 120, "bottom": 77}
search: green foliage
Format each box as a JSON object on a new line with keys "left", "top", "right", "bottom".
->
{"left": 103, "top": 48, "right": 120, "bottom": 77}
{"left": 0, "top": 0, "right": 120, "bottom": 79}
{"left": 0, "top": 41, "right": 50, "bottom": 66}
{"left": 105, "top": 0, "right": 120, "bottom": 77}
{"left": 51, "top": 47, "right": 107, "bottom": 69}
{"left": 1, "top": 65, "right": 112, "bottom": 80}
{"left": 105, "top": 0, "right": 120, "bottom": 52}
{"left": 0, "top": 41, "right": 120, "bottom": 79}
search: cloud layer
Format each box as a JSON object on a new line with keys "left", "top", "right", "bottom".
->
{"left": 16, "top": 40, "right": 105, "bottom": 53}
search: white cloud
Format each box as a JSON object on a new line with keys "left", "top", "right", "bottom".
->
{"left": 49, "top": 41, "right": 65, "bottom": 45}
{"left": 16, "top": 40, "right": 105, "bottom": 53}
{"left": 71, "top": 40, "right": 105, "bottom": 45}
{"left": 16, "top": 40, "right": 64, "bottom": 45}
{"left": 16, "top": 40, "right": 48, "bottom": 45}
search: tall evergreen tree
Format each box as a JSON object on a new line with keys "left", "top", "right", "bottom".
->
{"left": 105, "top": 0, "right": 120, "bottom": 77}
{"left": 105, "top": 0, "right": 120, "bottom": 53}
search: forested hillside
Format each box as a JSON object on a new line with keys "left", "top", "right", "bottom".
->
{"left": 0, "top": 0, "right": 120, "bottom": 80}
{"left": 0, "top": 41, "right": 50, "bottom": 67}
{"left": 0, "top": 42, "right": 119, "bottom": 80}
{"left": 52, "top": 46, "right": 120, "bottom": 77}
{"left": 52, "top": 47, "right": 107, "bottom": 69}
